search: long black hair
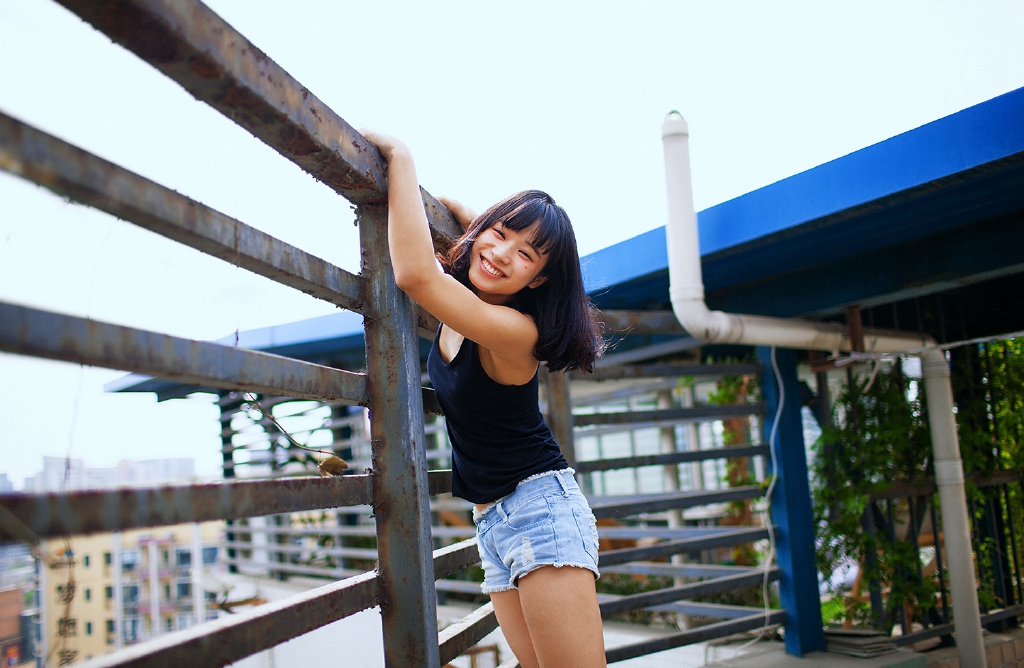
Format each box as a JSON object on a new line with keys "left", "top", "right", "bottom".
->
{"left": 441, "top": 190, "right": 603, "bottom": 373}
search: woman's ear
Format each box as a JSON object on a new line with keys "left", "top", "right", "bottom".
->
{"left": 528, "top": 275, "right": 548, "bottom": 289}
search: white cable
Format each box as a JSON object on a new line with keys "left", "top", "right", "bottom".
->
{"left": 704, "top": 347, "right": 783, "bottom": 666}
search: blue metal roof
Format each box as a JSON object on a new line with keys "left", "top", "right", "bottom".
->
{"left": 587, "top": 86, "right": 1024, "bottom": 320}
{"left": 113, "top": 86, "right": 1024, "bottom": 398}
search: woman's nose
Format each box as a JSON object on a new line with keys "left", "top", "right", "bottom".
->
{"left": 493, "top": 240, "right": 513, "bottom": 263}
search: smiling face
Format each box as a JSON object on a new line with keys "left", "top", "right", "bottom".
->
{"left": 468, "top": 221, "right": 549, "bottom": 304}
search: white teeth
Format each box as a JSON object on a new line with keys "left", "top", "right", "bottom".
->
{"left": 481, "top": 257, "right": 504, "bottom": 278}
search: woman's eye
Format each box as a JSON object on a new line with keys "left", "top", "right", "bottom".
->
{"left": 519, "top": 250, "right": 533, "bottom": 261}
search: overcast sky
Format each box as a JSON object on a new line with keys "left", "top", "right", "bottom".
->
{"left": 2, "top": 1, "right": 1022, "bottom": 488}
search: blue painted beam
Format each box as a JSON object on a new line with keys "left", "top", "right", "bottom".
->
{"left": 757, "top": 346, "right": 824, "bottom": 656}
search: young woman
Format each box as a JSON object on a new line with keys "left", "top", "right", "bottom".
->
{"left": 362, "top": 130, "right": 606, "bottom": 668}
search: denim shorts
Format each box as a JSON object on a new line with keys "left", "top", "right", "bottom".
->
{"left": 473, "top": 468, "right": 600, "bottom": 594}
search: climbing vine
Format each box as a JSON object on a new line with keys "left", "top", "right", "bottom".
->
{"left": 811, "top": 361, "right": 938, "bottom": 631}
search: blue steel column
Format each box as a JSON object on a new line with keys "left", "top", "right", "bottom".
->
{"left": 757, "top": 346, "right": 824, "bottom": 655}
{"left": 359, "top": 205, "right": 440, "bottom": 668}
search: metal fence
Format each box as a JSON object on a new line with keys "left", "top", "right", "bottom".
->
{"left": 0, "top": 1, "right": 783, "bottom": 665}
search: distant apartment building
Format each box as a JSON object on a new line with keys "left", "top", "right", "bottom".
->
{"left": 22, "top": 457, "right": 197, "bottom": 494}
{"left": 40, "top": 522, "right": 222, "bottom": 665}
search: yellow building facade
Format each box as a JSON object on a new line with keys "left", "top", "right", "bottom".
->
{"left": 40, "top": 522, "right": 222, "bottom": 665}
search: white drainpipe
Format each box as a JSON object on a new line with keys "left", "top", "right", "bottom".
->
{"left": 662, "top": 113, "right": 984, "bottom": 665}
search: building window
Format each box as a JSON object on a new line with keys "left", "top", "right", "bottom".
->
{"left": 175, "top": 549, "right": 191, "bottom": 567}
{"left": 106, "top": 619, "right": 114, "bottom": 633}
{"left": 105, "top": 586, "right": 113, "bottom": 600}
{"left": 162, "top": 550, "right": 169, "bottom": 565}
{"left": 85, "top": 588, "right": 91, "bottom": 602}
{"left": 165, "top": 617, "right": 173, "bottom": 632}
{"left": 164, "top": 584, "right": 171, "bottom": 600}
{"left": 104, "top": 552, "right": 112, "bottom": 566}
{"left": 176, "top": 582, "right": 192, "bottom": 600}
{"left": 123, "top": 585, "right": 139, "bottom": 604}
{"left": 202, "top": 547, "right": 218, "bottom": 565}
{"left": 83, "top": 554, "right": 90, "bottom": 568}
{"left": 122, "top": 549, "right": 139, "bottom": 572}
{"left": 56, "top": 617, "right": 77, "bottom": 637}
{"left": 86, "top": 621, "right": 93, "bottom": 635}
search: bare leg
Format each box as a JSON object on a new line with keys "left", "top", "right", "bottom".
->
{"left": 517, "top": 566, "right": 606, "bottom": 668}
{"left": 491, "top": 589, "right": 540, "bottom": 668}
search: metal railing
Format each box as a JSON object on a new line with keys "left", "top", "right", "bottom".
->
{"left": 0, "top": 1, "right": 784, "bottom": 665}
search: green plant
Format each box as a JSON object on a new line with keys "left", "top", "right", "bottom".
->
{"left": 812, "top": 361, "right": 938, "bottom": 632}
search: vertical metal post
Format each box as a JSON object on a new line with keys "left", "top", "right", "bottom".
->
{"left": 359, "top": 205, "right": 440, "bottom": 668}
{"left": 757, "top": 346, "right": 825, "bottom": 656}
{"left": 544, "top": 370, "right": 576, "bottom": 469}
{"left": 658, "top": 389, "right": 691, "bottom": 629}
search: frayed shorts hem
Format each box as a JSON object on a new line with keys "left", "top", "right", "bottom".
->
{"left": 480, "top": 561, "right": 600, "bottom": 594}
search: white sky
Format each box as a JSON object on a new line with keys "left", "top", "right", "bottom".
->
{"left": 1, "top": 1, "right": 1022, "bottom": 488}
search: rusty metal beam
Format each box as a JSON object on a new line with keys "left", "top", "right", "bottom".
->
{"left": 432, "top": 538, "right": 480, "bottom": 580}
{"left": 576, "top": 445, "right": 769, "bottom": 473}
{"left": 54, "top": 0, "right": 461, "bottom": 245}
{"left": 599, "top": 526, "right": 771, "bottom": 567}
{"left": 0, "top": 112, "right": 365, "bottom": 313}
{"left": 0, "top": 475, "right": 373, "bottom": 541}
{"left": 577, "top": 362, "right": 762, "bottom": 381}
{"left": 438, "top": 603, "right": 497, "bottom": 666}
{"left": 597, "top": 310, "right": 686, "bottom": 335}
{"left": 573, "top": 404, "right": 765, "bottom": 429}
{"left": 605, "top": 610, "right": 787, "bottom": 664}
{"left": 599, "top": 569, "right": 780, "bottom": 617}
{"left": 589, "top": 486, "right": 764, "bottom": 520}
{"left": 359, "top": 205, "right": 439, "bottom": 668}
{"left": 74, "top": 570, "right": 379, "bottom": 668}
{"left": 0, "top": 302, "right": 367, "bottom": 404}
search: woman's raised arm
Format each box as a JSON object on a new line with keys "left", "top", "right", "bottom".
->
{"left": 360, "top": 130, "right": 541, "bottom": 372}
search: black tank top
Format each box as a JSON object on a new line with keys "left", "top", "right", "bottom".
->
{"left": 427, "top": 328, "right": 567, "bottom": 503}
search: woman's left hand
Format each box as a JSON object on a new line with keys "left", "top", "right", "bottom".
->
{"left": 360, "top": 128, "right": 409, "bottom": 163}
{"left": 438, "top": 196, "right": 478, "bottom": 231}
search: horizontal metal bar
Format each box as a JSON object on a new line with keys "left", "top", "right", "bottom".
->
{"left": 870, "top": 468, "right": 1023, "bottom": 500}
{"left": 602, "top": 562, "right": 753, "bottom": 579}
{"left": 0, "top": 111, "right": 365, "bottom": 313}
{"left": 226, "top": 541, "right": 378, "bottom": 560}
{"left": 599, "top": 569, "right": 779, "bottom": 617}
{"left": 594, "top": 336, "right": 702, "bottom": 368}
{"left": 647, "top": 602, "right": 769, "bottom": 620}
{"left": 222, "top": 557, "right": 364, "bottom": 580}
{"left": 595, "top": 526, "right": 749, "bottom": 541}
{"left": 427, "top": 469, "right": 453, "bottom": 496}
{"left": 0, "top": 302, "right": 367, "bottom": 404}
{"left": 579, "top": 362, "right": 762, "bottom": 381}
{"left": 890, "top": 605, "right": 1024, "bottom": 648}
{"left": 599, "top": 527, "right": 771, "bottom": 567}
{"left": 432, "top": 538, "right": 480, "bottom": 580}
{"left": 605, "top": 610, "right": 785, "bottom": 664}
{"left": 55, "top": 0, "right": 462, "bottom": 243}
{"left": 574, "top": 405, "right": 765, "bottom": 428}
{"left": 589, "top": 486, "right": 764, "bottom": 520}
{"left": 0, "top": 475, "right": 374, "bottom": 540}
{"left": 596, "top": 310, "right": 685, "bottom": 335}
{"left": 77, "top": 570, "right": 378, "bottom": 668}
{"left": 438, "top": 602, "right": 497, "bottom": 666}
{"left": 577, "top": 445, "right": 769, "bottom": 473}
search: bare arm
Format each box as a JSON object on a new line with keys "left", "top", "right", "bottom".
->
{"left": 361, "top": 131, "right": 540, "bottom": 376}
